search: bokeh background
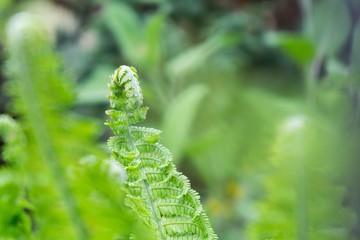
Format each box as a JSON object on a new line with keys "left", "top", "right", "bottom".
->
{"left": 1, "top": 0, "right": 360, "bottom": 239}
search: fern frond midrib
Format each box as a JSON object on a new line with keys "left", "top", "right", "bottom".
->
{"left": 143, "top": 179, "right": 166, "bottom": 240}
{"left": 125, "top": 125, "right": 166, "bottom": 239}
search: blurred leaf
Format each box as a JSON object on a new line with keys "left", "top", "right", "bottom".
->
{"left": 265, "top": 32, "right": 315, "bottom": 65}
{"left": 166, "top": 33, "right": 240, "bottom": 81}
{"left": 188, "top": 86, "right": 300, "bottom": 191}
{"left": 246, "top": 114, "right": 355, "bottom": 239}
{"left": 317, "top": 60, "right": 350, "bottom": 115}
{"left": 0, "top": 0, "right": 11, "bottom": 12}
{"left": 144, "top": 13, "right": 166, "bottom": 72}
{"left": 102, "top": 1, "right": 166, "bottom": 71}
{"left": 0, "top": 0, "right": 17, "bottom": 37}
{"left": 162, "top": 84, "right": 208, "bottom": 163}
{"left": 310, "top": 0, "right": 350, "bottom": 57}
{"left": 133, "top": 0, "right": 165, "bottom": 3}
{"left": 76, "top": 65, "right": 114, "bottom": 105}
{"left": 166, "top": 0, "right": 205, "bottom": 17}
{"left": 102, "top": 1, "right": 143, "bottom": 64}
{"left": 350, "top": 20, "right": 360, "bottom": 72}
{"left": 326, "top": 59, "right": 348, "bottom": 80}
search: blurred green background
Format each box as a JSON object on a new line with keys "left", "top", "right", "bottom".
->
{"left": 1, "top": 0, "right": 360, "bottom": 239}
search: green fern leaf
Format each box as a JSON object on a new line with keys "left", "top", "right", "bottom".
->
{"left": 106, "top": 65, "right": 218, "bottom": 239}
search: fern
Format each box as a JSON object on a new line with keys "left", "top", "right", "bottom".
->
{"left": 105, "top": 65, "right": 218, "bottom": 239}
{"left": 245, "top": 115, "right": 355, "bottom": 240}
{"left": 3, "top": 13, "right": 154, "bottom": 239}
{"left": 0, "top": 115, "right": 32, "bottom": 239}
{"left": 5, "top": 13, "right": 98, "bottom": 239}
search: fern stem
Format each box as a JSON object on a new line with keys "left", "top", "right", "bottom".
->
{"left": 126, "top": 126, "right": 166, "bottom": 239}
{"left": 143, "top": 180, "right": 166, "bottom": 240}
{"left": 126, "top": 127, "right": 137, "bottom": 151}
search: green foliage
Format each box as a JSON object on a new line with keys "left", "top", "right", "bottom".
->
{"left": 308, "top": 0, "right": 351, "bottom": 58}
{"left": 106, "top": 65, "right": 218, "bottom": 239}
{"left": 245, "top": 114, "right": 355, "bottom": 239}
{"left": 351, "top": 21, "right": 360, "bottom": 72}
{"left": 166, "top": 34, "right": 239, "bottom": 80}
{"left": 1, "top": 13, "right": 153, "bottom": 239}
{"left": 265, "top": 32, "right": 315, "bottom": 65}
{"left": 162, "top": 84, "right": 208, "bottom": 162}
{"left": 1, "top": 1, "right": 359, "bottom": 239}
{"left": 102, "top": 1, "right": 166, "bottom": 72}
{"left": 0, "top": 115, "right": 32, "bottom": 239}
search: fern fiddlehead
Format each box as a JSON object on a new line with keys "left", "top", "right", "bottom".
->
{"left": 106, "top": 66, "right": 218, "bottom": 239}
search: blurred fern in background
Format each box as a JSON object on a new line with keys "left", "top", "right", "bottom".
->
{"left": 246, "top": 114, "right": 355, "bottom": 239}
{"left": 1, "top": 13, "right": 153, "bottom": 239}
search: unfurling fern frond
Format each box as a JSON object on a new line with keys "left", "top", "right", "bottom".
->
{"left": 106, "top": 65, "right": 218, "bottom": 239}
